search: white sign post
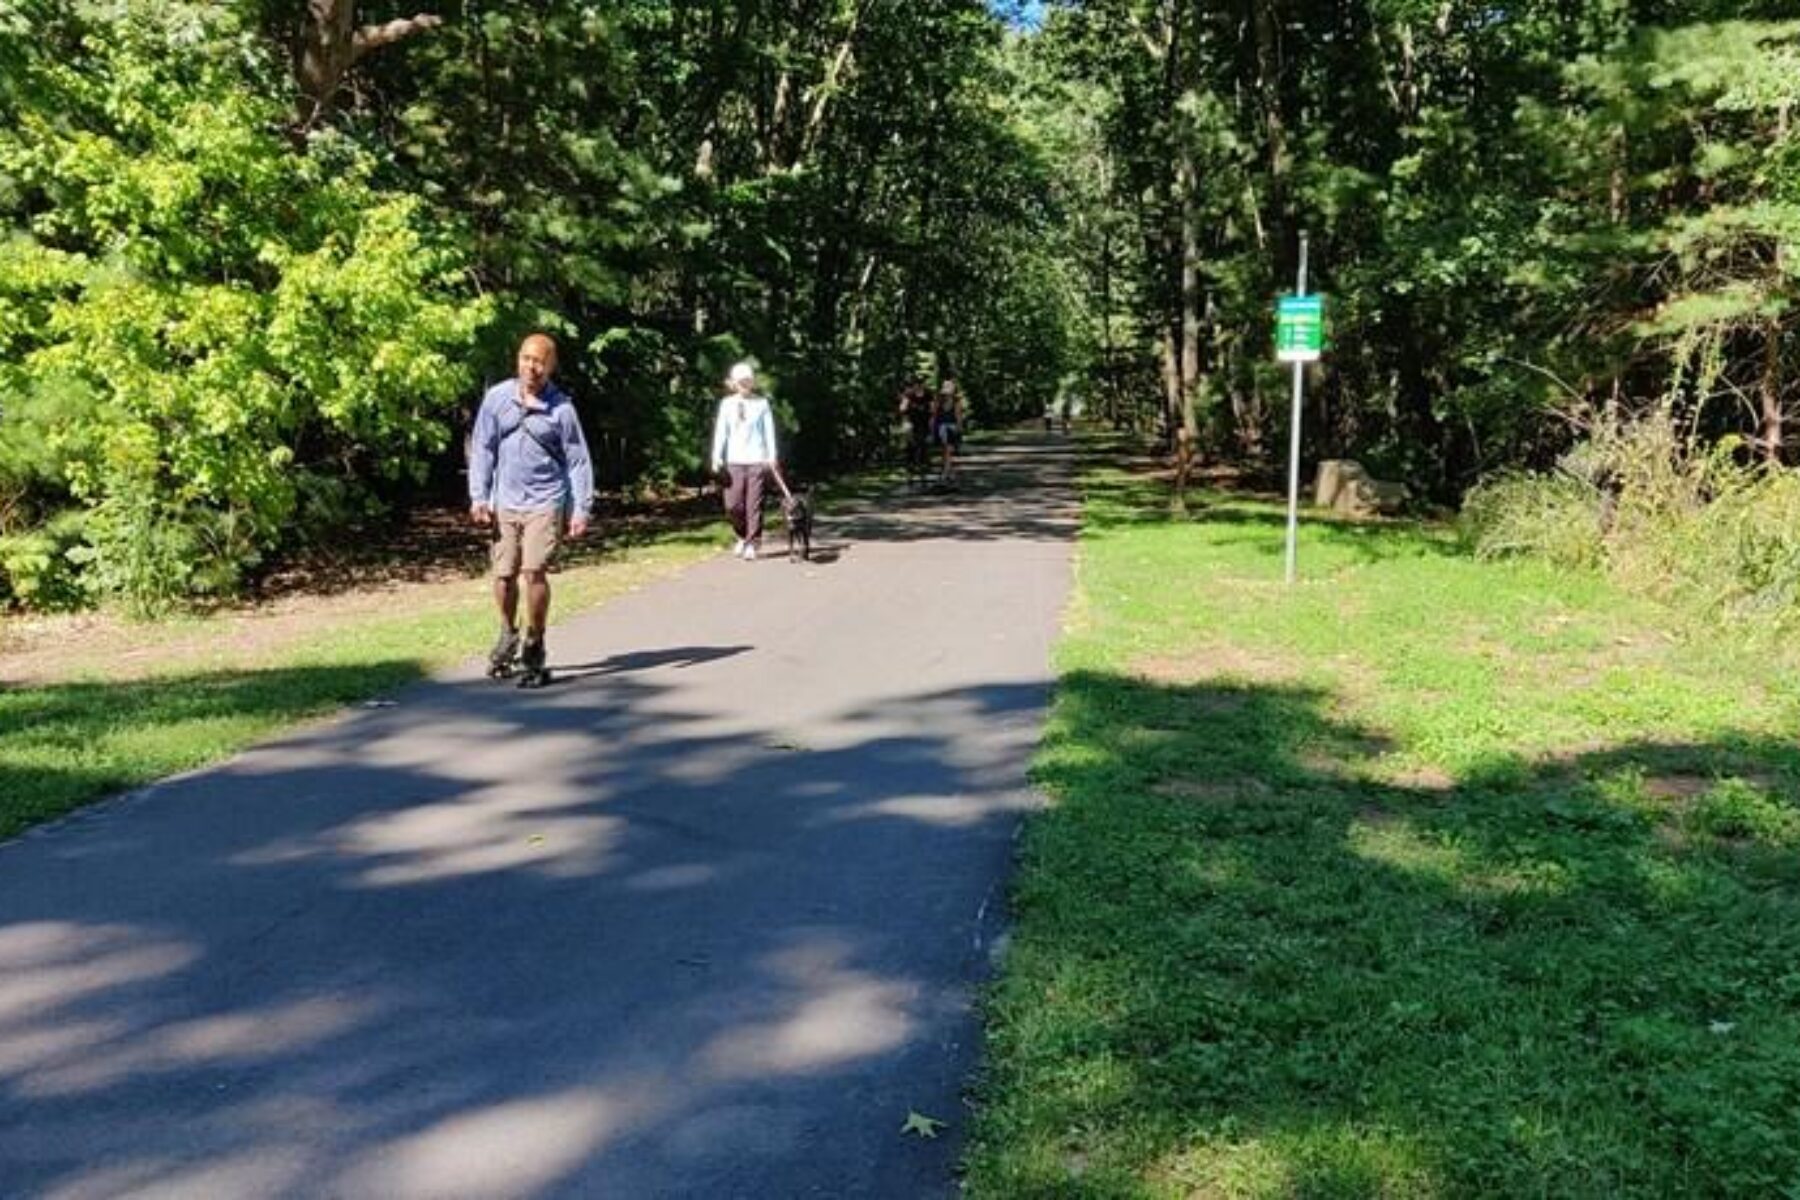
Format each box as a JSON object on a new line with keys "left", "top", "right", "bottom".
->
{"left": 1277, "top": 232, "right": 1322, "bottom": 585}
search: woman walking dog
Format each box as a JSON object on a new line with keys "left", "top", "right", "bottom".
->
{"left": 710, "top": 362, "right": 781, "bottom": 561}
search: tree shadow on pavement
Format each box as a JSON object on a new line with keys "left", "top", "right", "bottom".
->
{"left": 0, "top": 662, "right": 1056, "bottom": 1199}
{"left": 827, "top": 439, "right": 1082, "bottom": 547}
{"left": 0, "top": 429, "right": 1086, "bottom": 1197}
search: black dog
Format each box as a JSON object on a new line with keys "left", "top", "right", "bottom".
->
{"left": 781, "top": 488, "right": 814, "bottom": 563}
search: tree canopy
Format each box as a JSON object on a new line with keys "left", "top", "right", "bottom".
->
{"left": 1, "top": 0, "right": 1795, "bottom": 610}
{"left": 1021, "top": 0, "right": 1799, "bottom": 495}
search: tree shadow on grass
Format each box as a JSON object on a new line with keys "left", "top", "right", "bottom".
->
{"left": 971, "top": 669, "right": 1800, "bottom": 1198}
{"left": 0, "top": 662, "right": 432, "bottom": 841}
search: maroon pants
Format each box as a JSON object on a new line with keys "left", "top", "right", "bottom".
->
{"left": 724, "top": 464, "right": 767, "bottom": 542}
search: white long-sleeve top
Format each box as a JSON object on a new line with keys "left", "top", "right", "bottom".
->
{"left": 710, "top": 394, "right": 778, "bottom": 469}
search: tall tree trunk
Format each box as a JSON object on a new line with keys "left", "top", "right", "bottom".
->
{"left": 1394, "top": 304, "right": 1447, "bottom": 492}
{"left": 1762, "top": 103, "right": 1790, "bottom": 464}
{"left": 1100, "top": 223, "right": 1117, "bottom": 427}
{"left": 1161, "top": 323, "right": 1182, "bottom": 451}
{"left": 1160, "top": 0, "right": 1185, "bottom": 451}
{"left": 1229, "top": 343, "right": 1264, "bottom": 459}
{"left": 1249, "top": 0, "right": 1289, "bottom": 222}
{"left": 1178, "top": 142, "right": 1204, "bottom": 443}
{"left": 1157, "top": 213, "right": 1183, "bottom": 449}
{"left": 1761, "top": 316, "right": 1785, "bottom": 465}
{"left": 1605, "top": 122, "right": 1628, "bottom": 418}
{"left": 297, "top": 0, "right": 442, "bottom": 126}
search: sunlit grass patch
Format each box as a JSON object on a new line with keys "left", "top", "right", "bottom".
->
{"left": 1156, "top": 1126, "right": 1442, "bottom": 1200}
{"left": 969, "top": 457, "right": 1800, "bottom": 1198}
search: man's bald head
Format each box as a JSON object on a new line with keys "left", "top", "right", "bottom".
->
{"left": 516, "top": 334, "right": 558, "bottom": 397}
{"left": 520, "top": 333, "right": 558, "bottom": 366}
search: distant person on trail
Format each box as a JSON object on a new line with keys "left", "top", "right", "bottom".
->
{"left": 899, "top": 378, "right": 934, "bottom": 486}
{"left": 1053, "top": 374, "right": 1078, "bottom": 435}
{"left": 468, "top": 333, "right": 595, "bottom": 689}
{"left": 710, "top": 361, "right": 780, "bottom": 562}
{"left": 933, "top": 379, "right": 964, "bottom": 485}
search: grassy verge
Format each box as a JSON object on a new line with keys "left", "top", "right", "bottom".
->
{"left": 967, "top": 456, "right": 1800, "bottom": 1198}
{"left": 0, "top": 529, "right": 718, "bottom": 840}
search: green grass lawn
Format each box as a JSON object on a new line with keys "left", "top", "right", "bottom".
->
{"left": 967, "top": 461, "right": 1800, "bottom": 1198}
{"left": 0, "top": 531, "right": 717, "bottom": 840}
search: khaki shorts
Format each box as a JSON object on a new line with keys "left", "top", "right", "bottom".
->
{"left": 490, "top": 508, "right": 562, "bottom": 577}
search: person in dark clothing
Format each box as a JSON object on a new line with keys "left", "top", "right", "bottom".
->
{"left": 899, "top": 379, "right": 933, "bottom": 486}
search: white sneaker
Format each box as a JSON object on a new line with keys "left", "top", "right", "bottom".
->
{"left": 742, "top": 543, "right": 757, "bottom": 561}
{"left": 732, "top": 538, "right": 746, "bottom": 557}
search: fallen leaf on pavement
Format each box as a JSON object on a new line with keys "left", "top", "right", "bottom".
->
{"left": 901, "top": 1111, "right": 947, "bottom": 1139}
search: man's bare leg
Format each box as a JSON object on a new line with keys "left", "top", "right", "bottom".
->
{"left": 487, "top": 575, "right": 523, "bottom": 677}
{"left": 517, "top": 570, "right": 553, "bottom": 688}
{"left": 494, "top": 575, "right": 520, "bottom": 628}
{"left": 523, "top": 570, "right": 550, "bottom": 634}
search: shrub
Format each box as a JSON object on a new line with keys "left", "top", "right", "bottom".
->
{"left": 1461, "top": 470, "right": 1606, "bottom": 569}
{"left": 1462, "top": 408, "right": 1800, "bottom": 626}
{"left": 1677, "top": 464, "right": 1800, "bottom": 619}
{"left": 0, "top": 509, "right": 84, "bottom": 611}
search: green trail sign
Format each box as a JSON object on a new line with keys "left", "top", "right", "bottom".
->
{"left": 1281, "top": 234, "right": 1318, "bottom": 586}
{"left": 1276, "top": 294, "right": 1324, "bottom": 363}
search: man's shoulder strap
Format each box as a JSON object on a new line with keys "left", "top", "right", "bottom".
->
{"left": 505, "top": 398, "right": 569, "bottom": 468}
{"left": 526, "top": 421, "right": 566, "bottom": 462}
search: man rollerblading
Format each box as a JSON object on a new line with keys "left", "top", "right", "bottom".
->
{"left": 468, "top": 333, "right": 595, "bottom": 687}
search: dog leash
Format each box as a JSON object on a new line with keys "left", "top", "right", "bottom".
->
{"left": 769, "top": 462, "right": 795, "bottom": 502}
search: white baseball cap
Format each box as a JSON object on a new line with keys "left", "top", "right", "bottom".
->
{"left": 728, "top": 362, "right": 756, "bottom": 386}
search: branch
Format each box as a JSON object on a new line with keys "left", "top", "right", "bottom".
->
{"left": 1124, "top": 3, "right": 1171, "bottom": 61}
{"left": 800, "top": 1, "right": 865, "bottom": 160}
{"left": 1497, "top": 355, "right": 1588, "bottom": 406}
{"left": 352, "top": 13, "right": 443, "bottom": 61}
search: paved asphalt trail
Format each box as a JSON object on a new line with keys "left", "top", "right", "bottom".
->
{"left": 0, "top": 433, "right": 1077, "bottom": 1199}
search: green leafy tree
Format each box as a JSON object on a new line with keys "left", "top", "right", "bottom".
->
{"left": 0, "top": 2, "right": 487, "bottom": 612}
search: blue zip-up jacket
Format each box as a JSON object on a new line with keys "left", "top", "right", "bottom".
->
{"left": 468, "top": 380, "right": 595, "bottom": 514}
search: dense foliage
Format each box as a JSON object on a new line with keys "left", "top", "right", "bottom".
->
{"left": 0, "top": 3, "right": 485, "bottom": 611}
{"left": 1022, "top": 1, "right": 1799, "bottom": 499}
{"left": 3, "top": 1, "right": 1796, "bottom": 611}
{"left": 0, "top": 0, "right": 1077, "bottom": 610}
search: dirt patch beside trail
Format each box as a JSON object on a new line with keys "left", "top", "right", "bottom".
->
{"left": 1131, "top": 644, "right": 1307, "bottom": 686}
{"left": 253, "top": 494, "right": 715, "bottom": 601}
{"left": 0, "top": 493, "right": 719, "bottom": 687}
{"left": 0, "top": 574, "right": 487, "bottom": 686}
